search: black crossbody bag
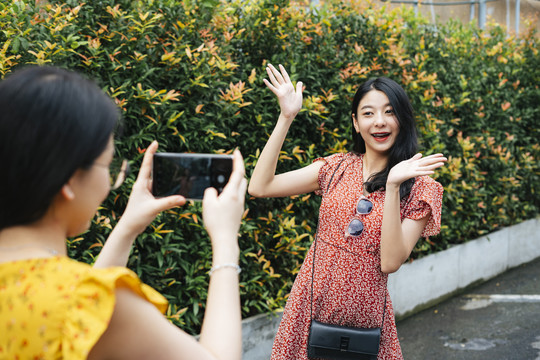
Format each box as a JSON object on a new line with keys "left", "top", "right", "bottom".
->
{"left": 307, "top": 156, "right": 386, "bottom": 360}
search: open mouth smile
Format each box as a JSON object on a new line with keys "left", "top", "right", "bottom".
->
{"left": 371, "top": 132, "right": 391, "bottom": 142}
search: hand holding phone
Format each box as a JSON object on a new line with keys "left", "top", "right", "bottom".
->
{"left": 152, "top": 153, "right": 234, "bottom": 201}
{"left": 202, "top": 149, "right": 247, "bottom": 256}
{"left": 106, "top": 141, "right": 186, "bottom": 247}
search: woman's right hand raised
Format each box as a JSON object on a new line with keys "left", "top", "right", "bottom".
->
{"left": 263, "top": 64, "right": 303, "bottom": 121}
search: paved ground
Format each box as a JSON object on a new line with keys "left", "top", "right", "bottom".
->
{"left": 396, "top": 256, "right": 540, "bottom": 360}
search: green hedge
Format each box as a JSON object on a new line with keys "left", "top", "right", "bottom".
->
{"left": 2, "top": 0, "right": 538, "bottom": 334}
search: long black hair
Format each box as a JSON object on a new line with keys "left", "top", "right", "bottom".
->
{"left": 351, "top": 77, "right": 418, "bottom": 198}
{"left": 0, "top": 66, "right": 120, "bottom": 230}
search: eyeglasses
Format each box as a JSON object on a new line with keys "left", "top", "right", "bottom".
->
{"left": 346, "top": 197, "right": 373, "bottom": 237}
{"left": 93, "top": 158, "right": 130, "bottom": 190}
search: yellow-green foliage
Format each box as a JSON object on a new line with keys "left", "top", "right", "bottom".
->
{"left": 1, "top": 0, "right": 538, "bottom": 334}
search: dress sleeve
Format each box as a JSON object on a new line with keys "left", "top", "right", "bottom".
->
{"left": 63, "top": 267, "right": 168, "bottom": 359}
{"left": 403, "top": 176, "right": 444, "bottom": 237}
{"left": 314, "top": 152, "right": 346, "bottom": 196}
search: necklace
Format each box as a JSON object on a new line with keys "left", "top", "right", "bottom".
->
{"left": 0, "top": 244, "right": 60, "bottom": 256}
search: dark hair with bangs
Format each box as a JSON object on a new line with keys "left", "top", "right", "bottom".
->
{"left": 351, "top": 77, "right": 418, "bottom": 198}
{"left": 0, "top": 66, "right": 120, "bottom": 230}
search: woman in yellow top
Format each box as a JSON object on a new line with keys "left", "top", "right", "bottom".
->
{"left": 0, "top": 66, "right": 247, "bottom": 360}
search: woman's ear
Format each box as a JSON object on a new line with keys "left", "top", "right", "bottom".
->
{"left": 60, "top": 181, "right": 76, "bottom": 201}
{"left": 352, "top": 113, "right": 360, "bottom": 133}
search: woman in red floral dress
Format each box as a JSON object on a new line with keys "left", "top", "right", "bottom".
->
{"left": 248, "top": 64, "right": 447, "bottom": 359}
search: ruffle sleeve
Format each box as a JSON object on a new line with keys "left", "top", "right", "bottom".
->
{"left": 63, "top": 266, "right": 168, "bottom": 359}
{"left": 402, "top": 176, "right": 444, "bottom": 237}
{"left": 314, "top": 152, "right": 347, "bottom": 196}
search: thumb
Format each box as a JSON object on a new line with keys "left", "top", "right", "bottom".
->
{"left": 202, "top": 187, "right": 219, "bottom": 206}
{"left": 296, "top": 81, "right": 303, "bottom": 94}
{"left": 412, "top": 153, "right": 423, "bottom": 160}
{"left": 153, "top": 195, "right": 185, "bottom": 213}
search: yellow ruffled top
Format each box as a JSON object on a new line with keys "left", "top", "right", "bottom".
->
{"left": 0, "top": 256, "right": 168, "bottom": 359}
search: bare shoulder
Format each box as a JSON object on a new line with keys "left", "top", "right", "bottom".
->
{"left": 89, "top": 288, "right": 215, "bottom": 360}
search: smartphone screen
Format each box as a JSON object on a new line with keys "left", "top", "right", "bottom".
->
{"left": 152, "top": 153, "right": 233, "bottom": 200}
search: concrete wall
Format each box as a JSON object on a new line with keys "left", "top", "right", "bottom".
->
{"left": 241, "top": 217, "right": 540, "bottom": 360}
{"left": 242, "top": 313, "right": 282, "bottom": 360}
{"left": 387, "top": 217, "right": 540, "bottom": 317}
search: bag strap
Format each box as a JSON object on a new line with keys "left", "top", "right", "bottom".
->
{"left": 309, "top": 154, "right": 387, "bottom": 329}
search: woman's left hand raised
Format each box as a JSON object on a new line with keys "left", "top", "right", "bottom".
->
{"left": 387, "top": 153, "right": 447, "bottom": 189}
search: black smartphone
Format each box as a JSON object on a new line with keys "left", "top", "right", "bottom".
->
{"left": 152, "top": 153, "right": 233, "bottom": 200}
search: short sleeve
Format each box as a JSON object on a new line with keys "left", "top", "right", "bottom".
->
{"left": 63, "top": 267, "right": 168, "bottom": 359}
{"left": 403, "top": 176, "right": 444, "bottom": 237}
{"left": 314, "top": 152, "right": 347, "bottom": 196}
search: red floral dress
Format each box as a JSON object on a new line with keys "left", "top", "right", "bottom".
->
{"left": 271, "top": 152, "right": 443, "bottom": 359}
